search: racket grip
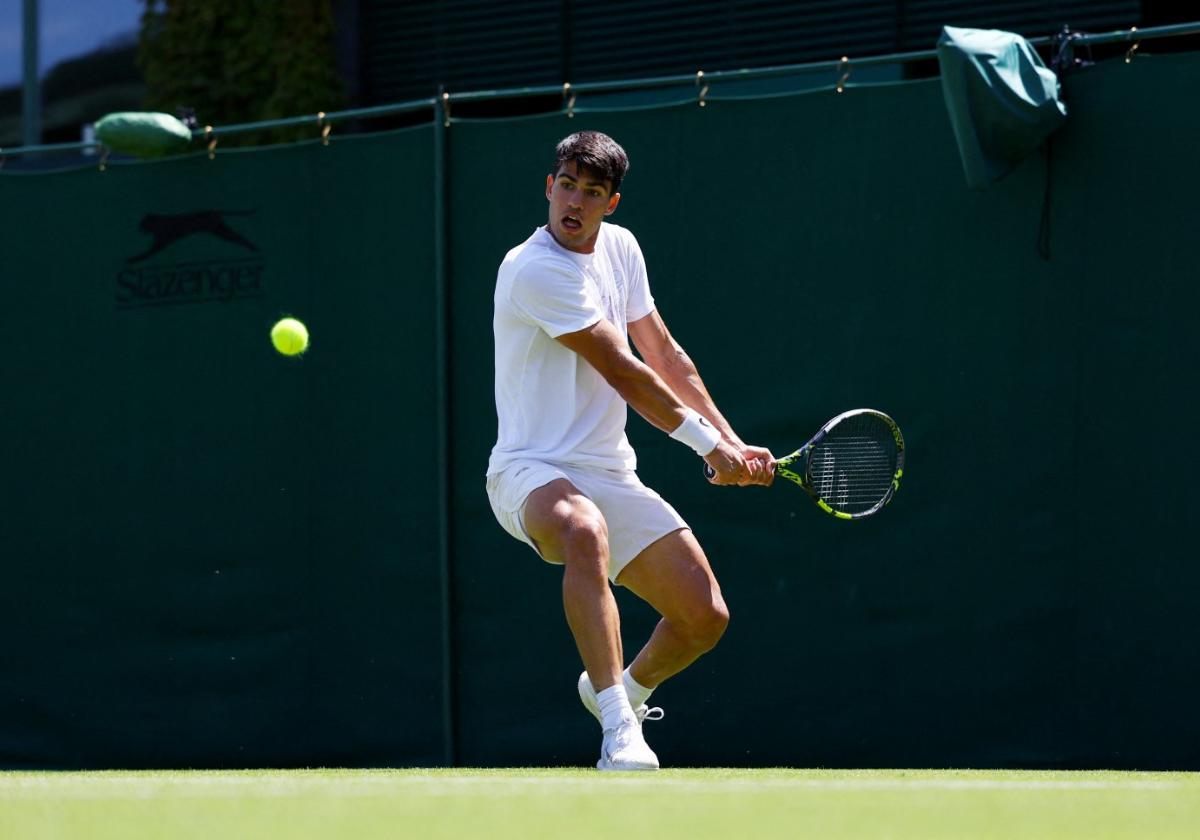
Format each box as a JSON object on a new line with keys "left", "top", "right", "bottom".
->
{"left": 703, "top": 459, "right": 779, "bottom": 481}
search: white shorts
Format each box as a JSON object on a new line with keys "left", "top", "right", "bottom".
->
{"left": 485, "top": 459, "right": 689, "bottom": 584}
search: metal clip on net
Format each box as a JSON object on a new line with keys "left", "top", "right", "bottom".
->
{"left": 563, "top": 83, "right": 576, "bottom": 119}
{"left": 836, "top": 56, "right": 851, "bottom": 93}
{"left": 1126, "top": 27, "right": 1141, "bottom": 63}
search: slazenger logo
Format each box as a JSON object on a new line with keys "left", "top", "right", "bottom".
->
{"left": 115, "top": 210, "right": 265, "bottom": 309}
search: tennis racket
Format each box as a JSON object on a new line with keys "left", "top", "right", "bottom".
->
{"left": 705, "top": 408, "right": 905, "bottom": 520}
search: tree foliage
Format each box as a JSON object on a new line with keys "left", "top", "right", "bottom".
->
{"left": 138, "top": 0, "right": 344, "bottom": 144}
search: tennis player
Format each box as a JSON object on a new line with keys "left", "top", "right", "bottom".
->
{"left": 487, "top": 130, "right": 774, "bottom": 771}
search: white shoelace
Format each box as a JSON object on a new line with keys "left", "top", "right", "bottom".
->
{"left": 637, "top": 706, "right": 664, "bottom": 724}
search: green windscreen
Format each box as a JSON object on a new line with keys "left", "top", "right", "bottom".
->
{"left": 0, "top": 128, "right": 446, "bottom": 767}
{"left": 4, "top": 52, "right": 1200, "bottom": 770}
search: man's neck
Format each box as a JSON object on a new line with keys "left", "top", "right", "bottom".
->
{"left": 545, "top": 223, "right": 599, "bottom": 254}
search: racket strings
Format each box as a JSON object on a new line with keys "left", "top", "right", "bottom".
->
{"left": 809, "top": 424, "right": 897, "bottom": 513}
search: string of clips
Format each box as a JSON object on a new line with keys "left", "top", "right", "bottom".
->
{"left": 159, "top": 21, "right": 1196, "bottom": 143}
{"left": 4, "top": 21, "right": 1196, "bottom": 164}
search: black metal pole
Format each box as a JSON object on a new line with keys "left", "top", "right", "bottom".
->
{"left": 432, "top": 86, "right": 457, "bottom": 768}
{"left": 22, "top": 0, "right": 40, "bottom": 147}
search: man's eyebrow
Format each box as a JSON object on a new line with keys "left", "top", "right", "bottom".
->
{"left": 558, "top": 172, "right": 609, "bottom": 189}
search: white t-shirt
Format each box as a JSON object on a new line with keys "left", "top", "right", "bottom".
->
{"left": 488, "top": 222, "right": 656, "bottom": 475}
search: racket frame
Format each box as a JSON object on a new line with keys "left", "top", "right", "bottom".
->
{"left": 774, "top": 408, "right": 905, "bottom": 520}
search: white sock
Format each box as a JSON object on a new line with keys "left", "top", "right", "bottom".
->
{"left": 596, "top": 684, "right": 635, "bottom": 731}
{"left": 623, "top": 668, "right": 654, "bottom": 709}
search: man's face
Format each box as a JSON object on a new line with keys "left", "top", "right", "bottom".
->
{"left": 545, "top": 160, "right": 621, "bottom": 253}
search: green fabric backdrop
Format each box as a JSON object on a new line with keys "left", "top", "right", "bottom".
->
{"left": 448, "top": 54, "right": 1199, "bottom": 769}
{"left": 1, "top": 128, "right": 446, "bottom": 767}
{"left": 3, "top": 53, "right": 1199, "bottom": 769}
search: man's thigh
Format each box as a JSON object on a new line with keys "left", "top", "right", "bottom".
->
{"left": 522, "top": 477, "right": 607, "bottom": 564}
{"left": 569, "top": 468, "right": 688, "bottom": 584}
{"left": 490, "top": 459, "right": 688, "bottom": 583}
{"left": 523, "top": 465, "right": 688, "bottom": 584}
{"left": 487, "top": 460, "right": 571, "bottom": 557}
{"left": 615, "top": 528, "right": 727, "bottom": 623}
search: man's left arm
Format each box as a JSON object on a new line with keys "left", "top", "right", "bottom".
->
{"left": 628, "top": 310, "right": 773, "bottom": 472}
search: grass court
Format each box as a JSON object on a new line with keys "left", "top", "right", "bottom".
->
{"left": 3, "top": 767, "right": 1199, "bottom": 839}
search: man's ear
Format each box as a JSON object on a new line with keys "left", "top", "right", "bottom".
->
{"left": 604, "top": 192, "right": 621, "bottom": 216}
{"left": 546, "top": 174, "right": 554, "bottom": 200}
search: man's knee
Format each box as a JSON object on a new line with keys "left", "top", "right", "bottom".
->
{"left": 537, "top": 497, "right": 609, "bottom": 580}
{"left": 525, "top": 481, "right": 611, "bottom": 575}
{"left": 681, "top": 598, "right": 730, "bottom": 653}
{"left": 559, "top": 513, "right": 611, "bottom": 579}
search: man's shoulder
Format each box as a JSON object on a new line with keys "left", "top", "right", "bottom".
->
{"left": 502, "top": 230, "right": 579, "bottom": 281}
{"left": 501, "top": 228, "right": 545, "bottom": 265}
{"left": 497, "top": 233, "right": 584, "bottom": 313}
{"left": 598, "top": 222, "right": 644, "bottom": 266}
{"left": 600, "top": 221, "right": 639, "bottom": 246}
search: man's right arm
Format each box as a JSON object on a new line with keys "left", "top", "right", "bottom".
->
{"left": 556, "top": 319, "right": 764, "bottom": 485}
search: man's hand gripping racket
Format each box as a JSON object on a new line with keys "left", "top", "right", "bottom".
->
{"left": 704, "top": 408, "right": 905, "bottom": 520}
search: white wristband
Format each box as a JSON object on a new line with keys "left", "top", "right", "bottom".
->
{"left": 669, "top": 409, "right": 722, "bottom": 456}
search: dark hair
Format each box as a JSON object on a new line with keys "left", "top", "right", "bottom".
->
{"left": 551, "top": 131, "right": 629, "bottom": 195}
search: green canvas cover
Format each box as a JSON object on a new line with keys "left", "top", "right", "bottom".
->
{"left": 937, "top": 26, "right": 1067, "bottom": 190}
{"left": 95, "top": 112, "right": 193, "bottom": 158}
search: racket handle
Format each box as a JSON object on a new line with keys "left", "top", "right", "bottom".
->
{"left": 703, "top": 460, "right": 779, "bottom": 481}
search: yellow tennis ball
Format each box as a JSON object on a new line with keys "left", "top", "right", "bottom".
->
{"left": 270, "top": 317, "right": 309, "bottom": 356}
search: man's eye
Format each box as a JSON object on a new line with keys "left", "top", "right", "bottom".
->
{"left": 587, "top": 190, "right": 601, "bottom": 197}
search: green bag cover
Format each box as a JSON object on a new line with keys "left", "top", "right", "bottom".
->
{"left": 937, "top": 26, "right": 1067, "bottom": 190}
{"left": 94, "top": 112, "right": 193, "bottom": 158}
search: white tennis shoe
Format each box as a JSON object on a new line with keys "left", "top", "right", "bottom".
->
{"left": 576, "top": 670, "right": 665, "bottom": 727}
{"left": 598, "top": 714, "right": 660, "bottom": 771}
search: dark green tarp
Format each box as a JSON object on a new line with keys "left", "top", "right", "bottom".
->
{"left": 937, "top": 26, "right": 1068, "bottom": 189}
{"left": 3, "top": 51, "right": 1200, "bottom": 771}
